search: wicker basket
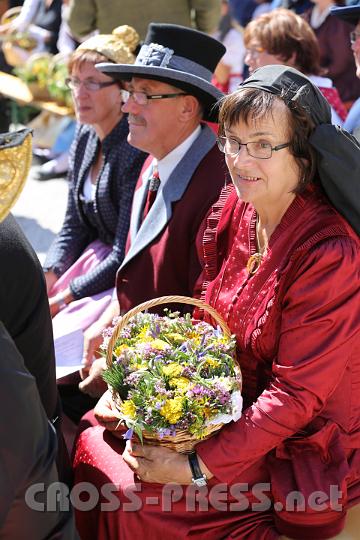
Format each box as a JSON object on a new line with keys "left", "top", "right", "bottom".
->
{"left": 1, "top": 7, "right": 37, "bottom": 67}
{"left": 106, "top": 295, "right": 240, "bottom": 453}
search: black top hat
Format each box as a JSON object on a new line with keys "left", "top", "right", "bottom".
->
{"left": 97, "top": 23, "right": 226, "bottom": 122}
{"left": 331, "top": 2, "right": 360, "bottom": 25}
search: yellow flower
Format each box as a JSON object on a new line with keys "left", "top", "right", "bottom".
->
{"left": 169, "top": 377, "right": 190, "bottom": 393}
{"left": 166, "top": 332, "right": 186, "bottom": 345}
{"left": 150, "top": 338, "right": 169, "bottom": 350}
{"left": 160, "top": 397, "right": 184, "bottom": 424}
{"left": 114, "top": 344, "right": 130, "bottom": 356}
{"left": 120, "top": 399, "right": 136, "bottom": 418}
{"left": 137, "top": 326, "right": 150, "bottom": 341}
{"left": 204, "top": 356, "right": 220, "bottom": 368}
{"left": 162, "top": 363, "right": 183, "bottom": 377}
{"left": 203, "top": 406, "right": 211, "bottom": 419}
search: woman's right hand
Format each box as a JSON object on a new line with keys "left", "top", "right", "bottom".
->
{"left": 93, "top": 389, "right": 127, "bottom": 437}
{"left": 44, "top": 270, "right": 58, "bottom": 294}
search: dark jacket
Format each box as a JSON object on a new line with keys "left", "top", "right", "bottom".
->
{"left": 43, "top": 116, "right": 147, "bottom": 299}
{"left": 0, "top": 214, "right": 71, "bottom": 484}
{"left": 0, "top": 214, "right": 58, "bottom": 420}
{"left": 304, "top": 9, "right": 360, "bottom": 103}
{"left": 0, "top": 322, "right": 78, "bottom": 539}
{"left": 116, "top": 125, "right": 228, "bottom": 314}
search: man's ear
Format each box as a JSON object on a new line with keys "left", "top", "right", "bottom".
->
{"left": 179, "top": 94, "right": 202, "bottom": 122}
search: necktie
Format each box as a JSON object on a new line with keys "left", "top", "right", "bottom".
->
{"left": 142, "top": 166, "right": 160, "bottom": 221}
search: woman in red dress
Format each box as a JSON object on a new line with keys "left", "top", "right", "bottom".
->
{"left": 73, "top": 65, "right": 360, "bottom": 539}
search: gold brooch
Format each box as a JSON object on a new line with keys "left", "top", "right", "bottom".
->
{"left": 246, "top": 253, "right": 263, "bottom": 275}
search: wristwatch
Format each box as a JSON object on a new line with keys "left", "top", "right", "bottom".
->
{"left": 188, "top": 451, "right": 207, "bottom": 487}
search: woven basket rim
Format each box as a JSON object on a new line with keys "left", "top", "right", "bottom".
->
{"left": 106, "top": 295, "right": 232, "bottom": 369}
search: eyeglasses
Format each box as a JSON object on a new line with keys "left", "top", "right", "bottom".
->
{"left": 65, "top": 77, "right": 117, "bottom": 91}
{"left": 350, "top": 31, "right": 360, "bottom": 44}
{"left": 245, "top": 46, "right": 265, "bottom": 57}
{"left": 217, "top": 136, "right": 290, "bottom": 160}
{"left": 122, "top": 89, "right": 188, "bottom": 106}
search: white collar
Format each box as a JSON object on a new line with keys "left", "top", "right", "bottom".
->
{"left": 156, "top": 125, "right": 202, "bottom": 185}
{"left": 310, "top": 4, "right": 334, "bottom": 29}
{"left": 308, "top": 74, "right": 333, "bottom": 88}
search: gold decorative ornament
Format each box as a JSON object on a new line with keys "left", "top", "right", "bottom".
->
{"left": 247, "top": 216, "right": 268, "bottom": 275}
{"left": 77, "top": 25, "right": 140, "bottom": 65}
{"left": 246, "top": 252, "right": 263, "bottom": 275}
{"left": 0, "top": 128, "right": 32, "bottom": 223}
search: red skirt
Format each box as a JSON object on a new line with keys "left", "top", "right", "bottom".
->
{"left": 73, "top": 426, "right": 278, "bottom": 540}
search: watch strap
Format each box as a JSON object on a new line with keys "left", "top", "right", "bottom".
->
{"left": 188, "top": 452, "right": 207, "bottom": 484}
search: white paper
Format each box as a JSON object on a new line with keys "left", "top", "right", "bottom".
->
{"left": 54, "top": 328, "right": 84, "bottom": 379}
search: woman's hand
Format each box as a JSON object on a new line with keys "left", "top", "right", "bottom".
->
{"left": 48, "top": 287, "right": 73, "bottom": 317}
{"left": 123, "top": 441, "right": 193, "bottom": 484}
{"left": 93, "top": 389, "right": 127, "bottom": 437}
{"left": 44, "top": 270, "right": 58, "bottom": 294}
{"left": 78, "top": 357, "right": 107, "bottom": 398}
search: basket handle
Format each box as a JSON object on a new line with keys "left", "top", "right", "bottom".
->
{"left": 106, "top": 295, "right": 231, "bottom": 368}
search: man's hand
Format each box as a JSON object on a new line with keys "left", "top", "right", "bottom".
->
{"left": 93, "top": 389, "right": 127, "bottom": 438}
{"left": 81, "top": 299, "right": 119, "bottom": 374}
{"left": 78, "top": 357, "right": 107, "bottom": 398}
{"left": 80, "top": 323, "right": 104, "bottom": 376}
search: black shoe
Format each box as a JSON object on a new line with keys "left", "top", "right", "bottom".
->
{"left": 32, "top": 166, "right": 67, "bottom": 181}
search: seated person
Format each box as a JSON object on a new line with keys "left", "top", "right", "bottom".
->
{"left": 244, "top": 8, "right": 348, "bottom": 124}
{"left": 73, "top": 65, "right": 360, "bottom": 539}
{"left": 212, "top": 0, "right": 246, "bottom": 93}
{"left": 0, "top": 128, "right": 71, "bottom": 484}
{"left": 59, "top": 23, "right": 227, "bottom": 425}
{"left": 332, "top": 2, "right": 360, "bottom": 141}
{"left": 303, "top": 0, "right": 360, "bottom": 107}
{"left": 0, "top": 0, "right": 62, "bottom": 55}
{"left": 0, "top": 322, "right": 78, "bottom": 539}
{"left": 42, "top": 25, "right": 147, "bottom": 367}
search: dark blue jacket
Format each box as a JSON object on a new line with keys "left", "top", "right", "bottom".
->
{"left": 43, "top": 116, "right": 147, "bottom": 299}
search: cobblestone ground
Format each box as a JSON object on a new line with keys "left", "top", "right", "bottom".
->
{"left": 12, "top": 166, "right": 68, "bottom": 263}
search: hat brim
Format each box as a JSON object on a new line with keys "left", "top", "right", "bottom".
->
{"left": 330, "top": 5, "right": 360, "bottom": 25}
{"left": 97, "top": 62, "right": 224, "bottom": 122}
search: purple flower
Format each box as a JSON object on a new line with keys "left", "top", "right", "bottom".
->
{"left": 122, "top": 428, "right": 134, "bottom": 440}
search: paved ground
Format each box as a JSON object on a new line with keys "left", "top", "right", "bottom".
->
{"left": 12, "top": 165, "right": 68, "bottom": 263}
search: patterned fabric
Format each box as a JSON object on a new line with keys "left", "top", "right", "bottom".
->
{"left": 43, "top": 116, "right": 147, "bottom": 299}
{"left": 142, "top": 166, "right": 160, "bottom": 221}
{"left": 319, "top": 86, "right": 348, "bottom": 122}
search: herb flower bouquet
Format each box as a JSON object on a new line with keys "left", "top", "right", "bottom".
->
{"left": 102, "top": 295, "right": 242, "bottom": 453}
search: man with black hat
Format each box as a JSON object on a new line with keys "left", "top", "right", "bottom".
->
{"left": 68, "top": 25, "right": 228, "bottom": 403}
{"left": 332, "top": 1, "right": 360, "bottom": 141}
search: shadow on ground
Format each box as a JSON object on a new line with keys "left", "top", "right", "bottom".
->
{"left": 15, "top": 215, "right": 56, "bottom": 254}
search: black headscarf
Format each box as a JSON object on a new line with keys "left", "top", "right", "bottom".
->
{"left": 239, "top": 65, "right": 360, "bottom": 235}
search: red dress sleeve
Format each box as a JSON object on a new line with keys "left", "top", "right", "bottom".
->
{"left": 197, "top": 236, "right": 360, "bottom": 483}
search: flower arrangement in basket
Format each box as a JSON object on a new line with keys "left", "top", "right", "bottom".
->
{"left": 47, "top": 53, "right": 73, "bottom": 108}
{"left": 102, "top": 295, "right": 243, "bottom": 453}
{"left": 15, "top": 53, "right": 52, "bottom": 100}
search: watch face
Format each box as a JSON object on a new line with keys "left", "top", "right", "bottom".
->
{"left": 193, "top": 476, "right": 207, "bottom": 487}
